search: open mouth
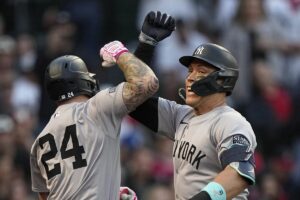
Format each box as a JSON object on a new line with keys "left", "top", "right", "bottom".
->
{"left": 186, "top": 86, "right": 193, "bottom": 93}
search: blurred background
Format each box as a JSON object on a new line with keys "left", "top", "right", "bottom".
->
{"left": 0, "top": 0, "right": 300, "bottom": 199}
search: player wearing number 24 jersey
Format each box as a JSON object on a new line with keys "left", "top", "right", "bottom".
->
{"left": 30, "top": 41, "right": 158, "bottom": 200}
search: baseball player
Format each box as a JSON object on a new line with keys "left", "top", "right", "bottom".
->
{"left": 30, "top": 41, "right": 158, "bottom": 200}
{"left": 131, "top": 11, "right": 257, "bottom": 200}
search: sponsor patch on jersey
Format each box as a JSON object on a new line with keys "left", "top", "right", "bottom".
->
{"left": 232, "top": 134, "right": 250, "bottom": 146}
{"left": 109, "top": 87, "right": 116, "bottom": 93}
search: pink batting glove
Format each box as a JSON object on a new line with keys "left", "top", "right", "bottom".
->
{"left": 119, "top": 186, "right": 138, "bottom": 200}
{"left": 99, "top": 40, "right": 129, "bottom": 67}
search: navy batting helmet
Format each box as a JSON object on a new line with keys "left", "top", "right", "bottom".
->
{"left": 179, "top": 43, "right": 239, "bottom": 96}
{"left": 45, "top": 55, "right": 99, "bottom": 101}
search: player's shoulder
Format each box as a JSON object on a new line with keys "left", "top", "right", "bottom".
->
{"left": 88, "top": 82, "right": 125, "bottom": 105}
{"left": 216, "top": 105, "right": 252, "bottom": 127}
{"left": 214, "top": 106, "right": 256, "bottom": 142}
{"left": 158, "top": 97, "right": 193, "bottom": 112}
{"left": 218, "top": 105, "right": 247, "bottom": 120}
{"left": 93, "top": 83, "right": 125, "bottom": 96}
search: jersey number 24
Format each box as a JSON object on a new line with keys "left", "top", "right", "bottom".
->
{"left": 39, "top": 124, "right": 87, "bottom": 180}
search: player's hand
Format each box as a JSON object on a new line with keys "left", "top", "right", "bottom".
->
{"left": 139, "top": 11, "right": 176, "bottom": 46}
{"left": 119, "top": 186, "right": 138, "bottom": 200}
{"left": 99, "top": 41, "right": 129, "bottom": 67}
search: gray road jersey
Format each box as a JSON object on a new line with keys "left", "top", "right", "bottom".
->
{"left": 30, "top": 83, "right": 128, "bottom": 200}
{"left": 157, "top": 98, "right": 257, "bottom": 200}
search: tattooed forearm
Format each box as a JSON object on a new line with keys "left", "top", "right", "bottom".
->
{"left": 117, "top": 52, "right": 159, "bottom": 111}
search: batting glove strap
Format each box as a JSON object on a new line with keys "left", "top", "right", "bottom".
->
{"left": 138, "top": 31, "right": 158, "bottom": 46}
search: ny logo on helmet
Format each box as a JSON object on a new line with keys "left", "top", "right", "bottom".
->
{"left": 194, "top": 46, "right": 204, "bottom": 55}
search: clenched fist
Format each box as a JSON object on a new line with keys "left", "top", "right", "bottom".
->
{"left": 99, "top": 41, "right": 129, "bottom": 67}
{"left": 139, "top": 11, "right": 176, "bottom": 46}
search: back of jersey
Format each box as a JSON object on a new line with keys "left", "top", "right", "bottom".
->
{"left": 30, "top": 83, "right": 127, "bottom": 200}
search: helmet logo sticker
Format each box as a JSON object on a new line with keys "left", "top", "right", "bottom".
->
{"left": 194, "top": 46, "right": 204, "bottom": 55}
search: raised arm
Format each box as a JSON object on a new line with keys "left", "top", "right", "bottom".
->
{"left": 129, "top": 11, "right": 176, "bottom": 131}
{"left": 117, "top": 51, "right": 159, "bottom": 110}
{"left": 134, "top": 11, "right": 176, "bottom": 65}
{"left": 100, "top": 41, "right": 159, "bottom": 111}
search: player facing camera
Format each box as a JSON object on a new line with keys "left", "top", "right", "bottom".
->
{"left": 130, "top": 10, "right": 257, "bottom": 200}
{"left": 178, "top": 43, "right": 239, "bottom": 99}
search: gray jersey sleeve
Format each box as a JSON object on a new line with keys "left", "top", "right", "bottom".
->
{"left": 30, "top": 141, "right": 48, "bottom": 193}
{"left": 211, "top": 111, "right": 257, "bottom": 183}
{"left": 157, "top": 98, "right": 193, "bottom": 140}
{"left": 212, "top": 112, "right": 256, "bottom": 165}
{"left": 211, "top": 112, "right": 257, "bottom": 168}
{"left": 85, "top": 82, "right": 128, "bottom": 138}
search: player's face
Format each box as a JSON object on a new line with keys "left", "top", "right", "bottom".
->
{"left": 185, "top": 60, "right": 216, "bottom": 107}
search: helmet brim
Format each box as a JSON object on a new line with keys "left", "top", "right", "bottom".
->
{"left": 179, "top": 55, "right": 217, "bottom": 69}
{"left": 179, "top": 56, "right": 197, "bottom": 67}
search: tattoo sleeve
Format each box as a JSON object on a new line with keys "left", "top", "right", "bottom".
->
{"left": 117, "top": 52, "right": 159, "bottom": 111}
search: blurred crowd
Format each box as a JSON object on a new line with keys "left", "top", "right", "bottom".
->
{"left": 1, "top": 0, "right": 300, "bottom": 199}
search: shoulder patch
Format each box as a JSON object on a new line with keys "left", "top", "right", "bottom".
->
{"left": 109, "top": 87, "right": 116, "bottom": 93}
{"left": 232, "top": 134, "right": 250, "bottom": 146}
